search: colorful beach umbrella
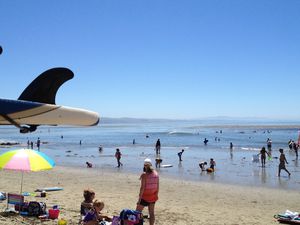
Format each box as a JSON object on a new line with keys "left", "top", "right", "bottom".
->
{"left": 0, "top": 149, "right": 55, "bottom": 193}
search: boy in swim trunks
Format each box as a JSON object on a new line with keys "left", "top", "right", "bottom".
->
{"left": 278, "top": 148, "right": 291, "bottom": 177}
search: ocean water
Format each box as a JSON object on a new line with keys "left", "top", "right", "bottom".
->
{"left": 0, "top": 118, "right": 300, "bottom": 190}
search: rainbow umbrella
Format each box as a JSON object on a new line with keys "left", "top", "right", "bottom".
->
{"left": 0, "top": 149, "right": 55, "bottom": 193}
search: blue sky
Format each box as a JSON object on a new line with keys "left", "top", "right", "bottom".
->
{"left": 0, "top": 0, "right": 300, "bottom": 119}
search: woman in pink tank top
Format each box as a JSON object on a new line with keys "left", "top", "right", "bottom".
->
{"left": 136, "top": 158, "right": 159, "bottom": 225}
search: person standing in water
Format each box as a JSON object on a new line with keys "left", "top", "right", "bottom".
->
{"left": 115, "top": 148, "right": 123, "bottom": 168}
{"left": 267, "top": 138, "right": 272, "bottom": 151}
{"left": 204, "top": 138, "right": 208, "bottom": 145}
{"left": 209, "top": 158, "right": 216, "bottom": 171}
{"left": 278, "top": 148, "right": 291, "bottom": 177}
{"left": 177, "top": 149, "right": 184, "bottom": 162}
{"left": 293, "top": 142, "right": 298, "bottom": 158}
{"left": 155, "top": 139, "right": 161, "bottom": 155}
{"left": 258, "top": 147, "right": 270, "bottom": 167}
{"left": 136, "top": 158, "right": 159, "bottom": 225}
{"left": 37, "top": 137, "right": 41, "bottom": 151}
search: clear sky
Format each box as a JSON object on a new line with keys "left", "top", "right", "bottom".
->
{"left": 1, "top": 0, "right": 300, "bottom": 120}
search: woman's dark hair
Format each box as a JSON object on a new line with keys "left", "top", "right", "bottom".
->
{"left": 83, "top": 189, "right": 95, "bottom": 202}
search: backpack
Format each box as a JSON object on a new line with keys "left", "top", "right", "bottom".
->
{"left": 119, "top": 209, "right": 143, "bottom": 225}
{"left": 28, "top": 201, "right": 46, "bottom": 216}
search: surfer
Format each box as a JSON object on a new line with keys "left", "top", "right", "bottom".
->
{"left": 155, "top": 139, "right": 161, "bottom": 155}
{"left": 278, "top": 149, "right": 291, "bottom": 177}
{"left": 115, "top": 148, "right": 123, "bottom": 168}
{"left": 177, "top": 149, "right": 184, "bottom": 161}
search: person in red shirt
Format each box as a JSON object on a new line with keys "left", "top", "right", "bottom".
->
{"left": 136, "top": 158, "right": 159, "bottom": 225}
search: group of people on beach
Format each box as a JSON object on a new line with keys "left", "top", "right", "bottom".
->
{"left": 199, "top": 158, "right": 216, "bottom": 172}
{"left": 81, "top": 134, "right": 298, "bottom": 225}
{"left": 81, "top": 158, "right": 159, "bottom": 225}
{"left": 26, "top": 137, "right": 40, "bottom": 150}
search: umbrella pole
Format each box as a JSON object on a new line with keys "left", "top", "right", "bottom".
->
{"left": 20, "top": 171, "right": 23, "bottom": 194}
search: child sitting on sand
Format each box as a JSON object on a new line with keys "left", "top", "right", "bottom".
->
{"left": 83, "top": 200, "right": 111, "bottom": 225}
{"left": 81, "top": 189, "right": 95, "bottom": 216}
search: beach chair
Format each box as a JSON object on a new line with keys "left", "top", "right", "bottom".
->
{"left": 6, "top": 193, "right": 24, "bottom": 211}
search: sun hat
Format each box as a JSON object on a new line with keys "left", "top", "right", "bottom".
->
{"left": 144, "top": 158, "right": 152, "bottom": 166}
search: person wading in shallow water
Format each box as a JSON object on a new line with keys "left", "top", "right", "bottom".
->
{"left": 258, "top": 146, "right": 270, "bottom": 168}
{"left": 177, "top": 149, "right": 184, "bottom": 162}
{"left": 115, "top": 148, "right": 123, "bottom": 168}
{"left": 155, "top": 139, "right": 161, "bottom": 155}
{"left": 278, "top": 148, "right": 291, "bottom": 177}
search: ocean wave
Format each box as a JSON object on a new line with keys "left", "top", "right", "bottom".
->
{"left": 240, "top": 147, "right": 261, "bottom": 151}
{"left": 168, "top": 131, "right": 196, "bottom": 136}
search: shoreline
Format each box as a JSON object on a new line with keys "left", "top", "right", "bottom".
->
{"left": 0, "top": 166, "right": 299, "bottom": 224}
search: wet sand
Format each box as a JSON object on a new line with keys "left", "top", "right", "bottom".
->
{"left": 0, "top": 166, "right": 299, "bottom": 224}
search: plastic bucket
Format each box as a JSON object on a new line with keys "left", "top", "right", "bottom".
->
{"left": 48, "top": 209, "right": 60, "bottom": 219}
{"left": 58, "top": 218, "right": 67, "bottom": 225}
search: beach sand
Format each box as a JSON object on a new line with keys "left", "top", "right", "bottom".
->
{"left": 0, "top": 166, "right": 299, "bottom": 225}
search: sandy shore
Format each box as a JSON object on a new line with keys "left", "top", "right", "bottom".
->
{"left": 0, "top": 166, "right": 299, "bottom": 225}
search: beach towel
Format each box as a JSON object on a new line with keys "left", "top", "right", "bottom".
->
{"left": 275, "top": 210, "right": 300, "bottom": 224}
